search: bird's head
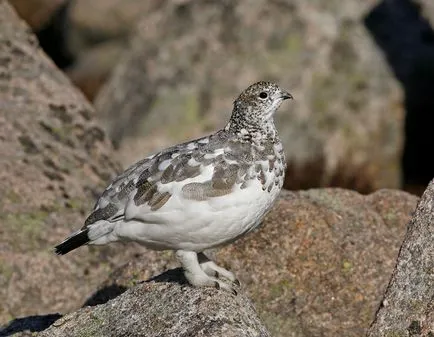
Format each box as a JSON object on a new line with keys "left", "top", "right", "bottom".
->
{"left": 227, "top": 81, "right": 293, "bottom": 137}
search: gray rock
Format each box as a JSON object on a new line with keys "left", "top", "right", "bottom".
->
{"left": 67, "top": 0, "right": 160, "bottom": 55}
{"left": 367, "top": 179, "right": 434, "bottom": 337}
{"left": 66, "top": 40, "right": 126, "bottom": 100}
{"left": 0, "top": 2, "right": 140, "bottom": 324}
{"left": 417, "top": 0, "right": 434, "bottom": 26}
{"left": 40, "top": 273, "right": 270, "bottom": 337}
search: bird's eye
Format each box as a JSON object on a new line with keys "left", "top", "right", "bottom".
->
{"left": 259, "top": 92, "right": 268, "bottom": 99}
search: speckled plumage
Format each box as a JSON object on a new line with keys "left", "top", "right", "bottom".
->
{"left": 55, "top": 81, "right": 292, "bottom": 293}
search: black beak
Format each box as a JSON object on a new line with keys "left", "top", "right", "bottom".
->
{"left": 281, "top": 91, "right": 293, "bottom": 100}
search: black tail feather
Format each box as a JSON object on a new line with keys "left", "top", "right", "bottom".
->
{"left": 54, "top": 228, "right": 89, "bottom": 255}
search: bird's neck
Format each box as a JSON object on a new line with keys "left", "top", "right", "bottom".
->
{"left": 224, "top": 112, "right": 278, "bottom": 145}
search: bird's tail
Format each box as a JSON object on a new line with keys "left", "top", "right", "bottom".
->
{"left": 54, "top": 228, "right": 89, "bottom": 255}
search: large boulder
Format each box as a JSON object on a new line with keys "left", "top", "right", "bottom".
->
{"left": 60, "top": 0, "right": 162, "bottom": 100}
{"left": 77, "top": 189, "right": 418, "bottom": 337}
{"left": 39, "top": 278, "right": 270, "bottom": 337}
{"left": 367, "top": 178, "right": 434, "bottom": 337}
{"left": 95, "top": 0, "right": 403, "bottom": 193}
{"left": 0, "top": 1, "right": 142, "bottom": 323}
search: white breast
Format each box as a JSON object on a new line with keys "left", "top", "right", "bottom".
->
{"left": 113, "top": 164, "right": 283, "bottom": 252}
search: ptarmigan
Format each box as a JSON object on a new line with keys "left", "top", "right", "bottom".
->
{"left": 55, "top": 81, "right": 292, "bottom": 293}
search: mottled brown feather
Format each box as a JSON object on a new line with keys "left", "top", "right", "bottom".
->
{"left": 149, "top": 191, "right": 172, "bottom": 211}
{"left": 84, "top": 203, "right": 118, "bottom": 227}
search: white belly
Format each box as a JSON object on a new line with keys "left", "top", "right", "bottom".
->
{"left": 113, "top": 178, "right": 281, "bottom": 251}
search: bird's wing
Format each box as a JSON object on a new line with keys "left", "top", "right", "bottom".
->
{"left": 82, "top": 131, "right": 256, "bottom": 227}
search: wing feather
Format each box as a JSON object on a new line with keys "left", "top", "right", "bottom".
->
{"left": 82, "top": 130, "right": 274, "bottom": 228}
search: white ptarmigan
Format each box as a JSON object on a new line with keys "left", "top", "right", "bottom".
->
{"left": 55, "top": 81, "right": 292, "bottom": 293}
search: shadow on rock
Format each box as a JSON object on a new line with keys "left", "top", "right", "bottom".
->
{"left": 146, "top": 267, "right": 187, "bottom": 284}
{"left": 83, "top": 284, "right": 129, "bottom": 307}
{"left": 0, "top": 314, "right": 62, "bottom": 336}
{"left": 365, "top": 0, "right": 434, "bottom": 193}
{"left": 84, "top": 268, "right": 187, "bottom": 307}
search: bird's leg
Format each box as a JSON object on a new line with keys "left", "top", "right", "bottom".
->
{"left": 197, "top": 252, "right": 240, "bottom": 286}
{"left": 175, "top": 250, "right": 238, "bottom": 295}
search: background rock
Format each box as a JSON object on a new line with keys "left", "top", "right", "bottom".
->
{"left": 0, "top": 1, "right": 143, "bottom": 324}
{"left": 8, "top": 0, "right": 75, "bottom": 70}
{"left": 66, "top": 41, "right": 125, "bottom": 100}
{"left": 82, "top": 189, "right": 418, "bottom": 337}
{"left": 9, "top": 0, "right": 434, "bottom": 192}
{"left": 418, "top": 0, "right": 434, "bottom": 25}
{"left": 94, "top": 0, "right": 403, "bottom": 194}
{"left": 60, "top": 0, "right": 163, "bottom": 100}
{"left": 7, "top": 0, "right": 66, "bottom": 30}
{"left": 66, "top": 0, "right": 161, "bottom": 56}
{"left": 367, "top": 179, "right": 434, "bottom": 337}
{"left": 40, "top": 279, "right": 270, "bottom": 337}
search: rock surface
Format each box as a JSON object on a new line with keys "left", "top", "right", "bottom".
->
{"left": 66, "top": 41, "right": 125, "bottom": 100}
{"left": 7, "top": 0, "right": 66, "bottom": 30}
{"left": 95, "top": 0, "right": 403, "bottom": 193}
{"left": 79, "top": 189, "right": 418, "bottom": 337}
{"left": 367, "top": 179, "right": 434, "bottom": 337}
{"left": 66, "top": 0, "right": 160, "bottom": 55}
{"left": 39, "top": 277, "right": 270, "bottom": 337}
{"left": 0, "top": 2, "right": 141, "bottom": 323}
{"left": 418, "top": 0, "right": 434, "bottom": 25}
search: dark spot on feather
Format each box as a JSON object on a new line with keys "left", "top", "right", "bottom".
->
{"left": 212, "top": 163, "right": 238, "bottom": 190}
{"left": 161, "top": 164, "right": 175, "bottom": 184}
{"left": 134, "top": 181, "right": 158, "bottom": 205}
{"left": 84, "top": 203, "right": 118, "bottom": 226}
{"left": 182, "top": 181, "right": 233, "bottom": 200}
{"left": 206, "top": 186, "right": 232, "bottom": 197}
{"left": 137, "top": 170, "right": 152, "bottom": 186}
{"left": 263, "top": 142, "right": 275, "bottom": 156}
{"left": 225, "top": 140, "right": 254, "bottom": 162}
{"left": 193, "top": 152, "right": 223, "bottom": 166}
{"left": 182, "top": 182, "right": 208, "bottom": 201}
{"left": 258, "top": 169, "right": 266, "bottom": 185}
{"left": 117, "top": 180, "right": 135, "bottom": 200}
{"left": 174, "top": 163, "right": 201, "bottom": 182}
{"left": 269, "top": 159, "right": 275, "bottom": 172}
{"left": 149, "top": 191, "right": 171, "bottom": 210}
{"left": 267, "top": 184, "right": 273, "bottom": 193}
